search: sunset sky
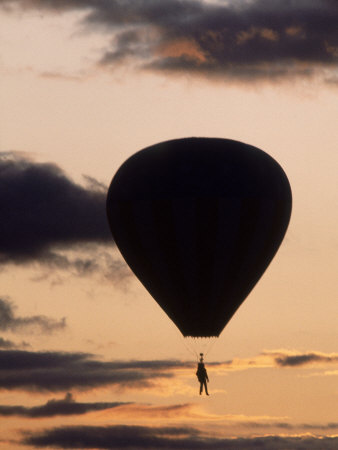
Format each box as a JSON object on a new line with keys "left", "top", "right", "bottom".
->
{"left": 0, "top": 1, "right": 337, "bottom": 449}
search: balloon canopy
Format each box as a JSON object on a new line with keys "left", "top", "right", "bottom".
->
{"left": 106, "top": 138, "right": 292, "bottom": 337}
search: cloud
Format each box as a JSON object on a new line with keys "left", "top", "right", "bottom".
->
{"left": 0, "top": 396, "right": 203, "bottom": 421}
{"left": 268, "top": 350, "right": 338, "bottom": 367}
{"left": 86, "top": 0, "right": 338, "bottom": 84}
{"left": 0, "top": 152, "right": 111, "bottom": 265}
{"left": 94, "top": 403, "right": 338, "bottom": 433}
{"left": 0, "top": 153, "right": 130, "bottom": 282}
{"left": 110, "top": 403, "right": 194, "bottom": 421}
{"left": 301, "top": 422, "right": 338, "bottom": 431}
{"left": 0, "top": 350, "right": 188, "bottom": 392}
{"left": 0, "top": 298, "right": 65, "bottom": 334}
{"left": 1, "top": 0, "right": 338, "bottom": 83}
{"left": 236, "top": 419, "right": 338, "bottom": 432}
{"left": 0, "top": 392, "right": 131, "bottom": 418}
{"left": 22, "top": 425, "right": 338, "bottom": 449}
{"left": 216, "top": 350, "right": 338, "bottom": 372}
{"left": 0, "top": 348, "right": 336, "bottom": 393}
{"left": 3, "top": 394, "right": 336, "bottom": 434}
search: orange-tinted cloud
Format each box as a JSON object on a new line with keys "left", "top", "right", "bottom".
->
{"left": 237, "top": 27, "right": 279, "bottom": 45}
{"left": 158, "top": 38, "right": 208, "bottom": 64}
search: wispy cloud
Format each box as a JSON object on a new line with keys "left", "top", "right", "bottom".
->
{"left": 105, "top": 402, "right": 194, "bottom": 421}
{"left": 0, "top": 298, "right": 65, "bottom": 334}
{"left": 0, "top": 392, "right": 131, "bottom": 418}
{"left": 93, "top": 402, "right": 338, "bottom": 433}
{"left": 1, "top": 0, "right": 337, "bottom": 83}
{"left": 21, "top": 424, "right": 338, "bottom": 449}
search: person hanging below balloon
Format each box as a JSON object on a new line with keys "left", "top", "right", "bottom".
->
{"left": 196, "top": 353, "right": 209, "bottom": 395}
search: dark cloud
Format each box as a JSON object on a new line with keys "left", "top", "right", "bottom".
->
{"left": 1, "top": 0, "right": 337, "bottom": 82}
{"left": 22, "top": 425, "right": 338, "bottom": 449}
{"left": 0, "top": 350, "right": 189, "bottom": 392}
{"left": 0, "top": 152, "right": 111, "bottom": 265}
{"left": 92, "top": 0, "right": 338, "bottom": 82}
{"left": 272, "top": 351, "right": 338, "bottom": 367}
{"left": 0, "top": 153, "right": 128, "bottom": 281}
{"left": 0, "top": 392, "right": 130, "bottom": 418}
{"left": 0, "top": 298, "right": 65, "bottom": 333}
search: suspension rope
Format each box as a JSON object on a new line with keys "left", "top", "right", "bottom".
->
{"left": 180, "top": 336, "right": 199, "bottom": 360}
{"left": 203, "top": 337, "right": 217, "bottom": 358}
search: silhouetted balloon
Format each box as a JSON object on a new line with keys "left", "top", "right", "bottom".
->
{"left": 106, "top": 138, "right": 292, "bottom": 337}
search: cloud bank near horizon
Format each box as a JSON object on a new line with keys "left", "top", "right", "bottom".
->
{"left": 1, "top": 0, "right": 337, "bottom": 84}
{"left": 21, "top": 424, "right": 338, "bottom": 449}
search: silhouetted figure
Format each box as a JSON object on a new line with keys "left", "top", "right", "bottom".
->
{"left": 196, "top": 353, "right": 209, "bottom": 395}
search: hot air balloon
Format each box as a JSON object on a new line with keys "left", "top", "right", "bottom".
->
{"left": 106, "top": 138, "right": 292, "bottom": 349}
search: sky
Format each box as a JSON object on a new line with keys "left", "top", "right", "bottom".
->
{"left": 0, "top": 0, "right": 337, "bottom": 449}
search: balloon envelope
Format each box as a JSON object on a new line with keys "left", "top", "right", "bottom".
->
{"left": 106, "top": 138, "right": 292, "bottom": 337}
